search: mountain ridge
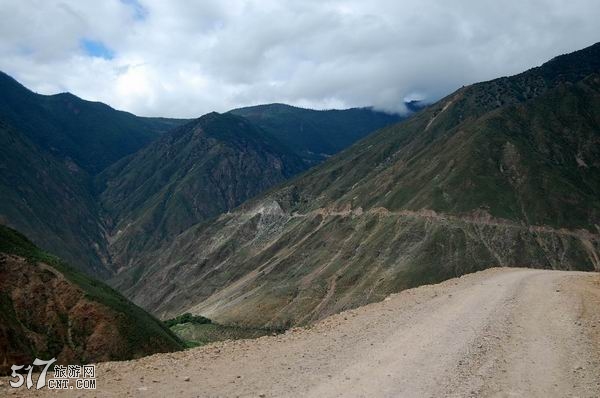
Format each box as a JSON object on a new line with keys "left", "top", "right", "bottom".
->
{"left": 229, "top": 103, "right": 404, "bottom": 165}
{"left": 0, "top": 71, "right": 187, "bottom": 175}
{"left": 0, "top": 71, "right": 189, "bottom": 275}
{"left": 96, "top": 105, "right": 405, "bottom": 272}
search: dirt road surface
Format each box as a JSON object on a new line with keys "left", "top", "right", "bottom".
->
{"left": 4, "top": 268, "right": 600, "bottom": 397}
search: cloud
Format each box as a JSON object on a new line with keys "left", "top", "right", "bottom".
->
{"left": 0, "top": 0, "right": 599, "bottom": 117}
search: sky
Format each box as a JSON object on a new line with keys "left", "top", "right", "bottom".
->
{"left": 1, "top": 0, "right": 599, "bottom": 118}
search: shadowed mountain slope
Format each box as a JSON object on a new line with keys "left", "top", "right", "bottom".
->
{"left": 1, "top": 71, "right": 399, "bottom": 278}
{"left": 0, "top": 71, "right": 186, "bottom": 175}
{"left": 0, "top": 120, "right": 112, "bottom": 276}
{"left": 0, "top": 72, "right": 187, "bottom": 276}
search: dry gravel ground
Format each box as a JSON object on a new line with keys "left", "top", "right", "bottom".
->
{"left": 4, "top": 267, "right": 600, "bottom": 397}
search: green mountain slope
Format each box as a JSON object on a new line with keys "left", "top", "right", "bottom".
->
{"left": 0, "top": 224, "right": 183, "bottom": 375}
{"left": 229, "top": 104, "right": 403, "bottom": 164}
{"left": 0, "top": 71, "right": 186, "bottom": 174}
{"left": 0, "top": 120, "right": 111, "bottom": 276}
{"left": 97, "top": 112, "right": 307, "bottom": 271}
{"left": 116, "top": 43, "right": 600, "bottom": 326}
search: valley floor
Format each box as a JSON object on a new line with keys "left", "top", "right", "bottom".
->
{"left": 5, "top": 268, "right": 600, "bottom": 397}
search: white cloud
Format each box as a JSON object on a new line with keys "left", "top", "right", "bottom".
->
{"left": 0, "top": 0, "right": 599, "bottom": 117}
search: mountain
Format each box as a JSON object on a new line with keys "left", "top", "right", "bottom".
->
{"left": 404, "top": 100, "right": 427, "bottom": 113}
{"left": 97, "top": 112, "right": 306, "bottom": 271}
{"left": 229, "top": 104, "right": 403, "bottom": 165}
{"left": 0, "top": 72, "right": 187, "bottom": 276}
{"left": 0, "top": 71, "right": 186, "bottom": 175}
{"left": 115, "top": 43, "right": 600, "bottom": 325}
{"left": 0, "top": 71, "right": 402, "bottom": 277}
{"left": 0, "top": 225, "right": 183, "bottom": 375}
{"left": 0, "top": 120, "right": 112, "bottom": 276}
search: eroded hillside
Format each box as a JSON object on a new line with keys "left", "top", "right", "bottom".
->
{"left": 0, "top": 225, "right": 183, "bottom": 375}
{"left": 114, "top": 43, "right": 600, "bottom": 327}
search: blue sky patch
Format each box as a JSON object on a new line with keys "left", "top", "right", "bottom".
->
{"left": 81, "top": 39, "right": 115, "bottom": 60}
{"left": 120, "top": 0, "right": 148, "bottom": 21}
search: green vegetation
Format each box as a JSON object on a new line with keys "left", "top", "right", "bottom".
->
{"left": 164, "top": 312, "right": 286, "bottom": 347}
{"left": 0, "top": 120, "right": 112, "bottom": 276}
{"left": 2, "top": 42, "right": 600, "bottom": 336}
{"left": 170, "top": 321, "right": 284, "bottom": 347}
{"left": 0, "top": 72, "right": 401, "bottom": 278}
{"left": 259, "top": 43, "right": 600, "bottom": 230}
{"left": 164, "top": 313, "right": 212, "bottom": 328}
{"left": 0, "top": 72, "right": 185, "bottom": 276}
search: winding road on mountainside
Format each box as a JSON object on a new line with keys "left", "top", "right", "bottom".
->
{"left": 6, "top": 268, "right": 600, "bottom": 397}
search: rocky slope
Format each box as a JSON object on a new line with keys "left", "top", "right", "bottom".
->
{"left": 117, "top": 43, "right": 600, "bottom": 326}
{"left": 0, "top": 225, "right": 183, "bottom": 376}
{"left": 97, "top": 112, "right": 306, "bottom": 271}
{"left": 230, "top": 103, "right": 403, "bottom": 165}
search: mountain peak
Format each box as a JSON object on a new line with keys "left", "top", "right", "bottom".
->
{"left": 0, "top": 71, "right": 186, "bottom": 175}
{"left": 0, "top": 70, "right": 37, "bottom": 101}
{"left": 171, "top": 110, "right": 264, "bottom": 143}
{"left": 200, "top": 110, "right": 222, "bottom": 118}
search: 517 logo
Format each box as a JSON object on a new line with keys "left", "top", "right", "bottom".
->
{"left": 9, "top": 358, "right": 97, "bottom": 390}
{"left": 10, "top": 358, "right": 56, "bottom": 390}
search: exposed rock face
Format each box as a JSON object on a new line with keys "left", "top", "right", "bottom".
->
{"left": 0, "top": 226, "right": 183, "bottom": 375}
{"left": 1, "top": 254, "right": 123, "bottom": 370}
{"left": 114, "top": 43, "right": 600, "bottom": 327}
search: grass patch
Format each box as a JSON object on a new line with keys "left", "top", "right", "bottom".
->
{"left": 169, "top": 320, "right": 285, "bottom": 347}
{"left": 164, "top": 312, "right": 212, "bottom": 328}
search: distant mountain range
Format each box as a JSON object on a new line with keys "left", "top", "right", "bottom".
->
{"left": 0, "top": 71, "right": 404, "bottom": 276}
{"left": 230, "top": 103, "right": 403, "bottom": 165}
{"left": 114, "top": 43, "right": 600, "bottom": 326}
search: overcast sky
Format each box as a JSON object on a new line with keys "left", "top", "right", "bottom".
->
{"left": 1, "top": 0, "right": 599, "bottom": 117}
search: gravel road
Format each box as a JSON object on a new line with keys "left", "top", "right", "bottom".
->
{"left": 5, "top": 268, "right": 600, "bottom": 397}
